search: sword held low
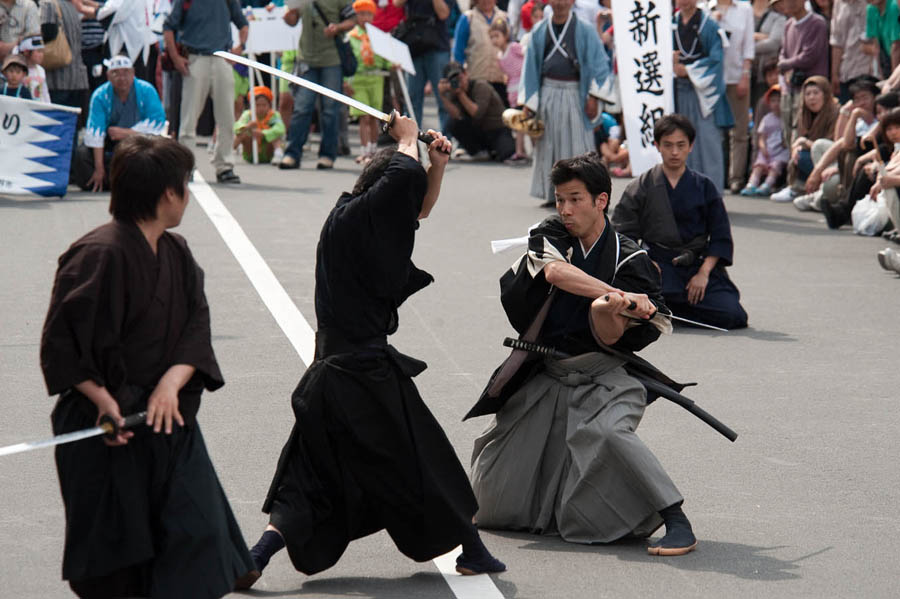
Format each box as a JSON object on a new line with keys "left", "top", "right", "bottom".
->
{"left": 0, "top": 411, "right": 148, "bottom": 457}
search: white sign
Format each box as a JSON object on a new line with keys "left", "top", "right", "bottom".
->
{"left": 612, "top": 0, "right": 674, "bottom": 177}
{"left": 365, "top": 23, "right": 415, "bottom": 76}
{"left": 231, "top": 7, "right": 302, "bottom": 54}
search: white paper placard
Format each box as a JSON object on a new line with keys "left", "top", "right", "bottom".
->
{"left": 365, "top": 23, "right": 415, "bottom": 75}
{"left": 612, "top": 0, "right": 674, "bottom": 177}
{"left": 231, "top": 7, "right": 302, "bottom": 54}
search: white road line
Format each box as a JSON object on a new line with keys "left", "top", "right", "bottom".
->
{"left": 189, "top": 173, "right": 505, "bottom": 599}
{"left": 189, "top": 173, "right": 315, "bottom": 366}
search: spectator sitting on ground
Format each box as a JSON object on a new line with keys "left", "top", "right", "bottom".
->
{"left": 1, "top": 53, "right": 31, "bottom": 98}
{"left": 823, "top": 102, "right": 900, "bottom": 228}
{"left": 437, "top": 61, "right": 515, "bottom": 162}
{"left": 73, "top": 55, "right": 166, "bottom": 192}
{"left": 233, "top": 86, "right": 286, "bottom": 165}
{"left": 792, "top": 75, "right": 880, "bottom": 211}
{"left": 595, "top": 112, "right": 629, "bottom": 177}
{"left": 18, "top": 35, "right": 49, "bottom": 103}
{"left": 770, "top": 76, "right": 839, "bottom": 202}
{"left": 742, "top": 85, "right": 790, "bottom": 196}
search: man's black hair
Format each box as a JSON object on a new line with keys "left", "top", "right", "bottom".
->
{"left": 550, "top": 153, "right": 612, "bottom": 212}
{"left": 848, "top": 77, "right": 879, "bottom": 99}
{"left": 352, "top": 145, "right": 398, "bottom": 196}
{"left": 880, "top": 106, "right": 900, "bottom": 130}
{"left": 875, "top": 91, "right": 900, "bottom": 110}
{"left": 108, "top": 135, "right": 195, "bottom": 223}
{"left": 653, "top": 113, "right": 696, "bottom": 145}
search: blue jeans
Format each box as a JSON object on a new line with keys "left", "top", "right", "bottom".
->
{"left": 285, "top": 65, "right": 342, "bottom": 161}
{"left": 407, "top": 50, "right": 450, "bottom": 131}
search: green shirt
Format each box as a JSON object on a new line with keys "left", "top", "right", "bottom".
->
{"left": 288, "top": 0, "right": 353, "bottom": 67}
{"left": 866, "top": 0, "right": 900, "bottom": 56}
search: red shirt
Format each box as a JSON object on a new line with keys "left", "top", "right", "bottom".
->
{"left": 372, "top": 1, "right": 405, "bottom": 32}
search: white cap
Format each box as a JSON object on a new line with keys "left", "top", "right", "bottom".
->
{"left": 103, "top": 55, "right": 134, "bottom": 71}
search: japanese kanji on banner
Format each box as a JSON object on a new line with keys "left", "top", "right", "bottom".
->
{"left": 612, "top": 0, "right": 674, "bottom": 177}
{"left": 0, "top": 96, "right": 79, "bottom": 198}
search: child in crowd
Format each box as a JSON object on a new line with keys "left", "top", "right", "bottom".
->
{"left": 19, "top": 35, "right": 50, "bottom": 103}
{"left": 490, "top": 18, "right": 528, "bottom": 164}
{"left": 742, "top": 85, "right": 789, "bottom": 196}
{"left": 520, "top": 1, "right": 544, "bottom": 49}
{"left": 595, "top": 111, "right": 630, "bottom": 176}
{"left": 233, "top": 86, "right": 286, "bottom": 165}
{"left": 1, "top": 54, "right": 33, "bottom": 99}
{"left": 348, "top": 0, "right": 391, "bottom": 164}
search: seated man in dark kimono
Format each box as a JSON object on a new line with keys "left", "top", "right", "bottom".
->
{"left": 237, "top": 115, "right": 505, "bottom": 590}
{"left": 468, "top": 154, "right": 698, "bottom": 556}
{"left": 40, "top": 135, "right": 255, "bottom": 599}
{"left": 613, "top": 114, "right": 748, "bottom": 330}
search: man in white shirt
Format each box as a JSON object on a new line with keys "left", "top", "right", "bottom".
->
{"left": 712, "top": 0, "right": 755, "bottom": 194}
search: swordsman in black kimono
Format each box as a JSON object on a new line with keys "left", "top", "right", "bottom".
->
{"left": 612, "top": 114, "right": 748, "bottom": 331}
{"left": 467, "top": 153, "right": 699, "bottom": 556}
{"left": 40, "top": 135, "right": 255, "bottom": 598}
{"left": 237, "top": 115, "right": 505, "bottom": 589}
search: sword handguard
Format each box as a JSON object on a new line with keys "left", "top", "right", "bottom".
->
{"left": 99, "top": 411, "right": 148, "bottom": 438}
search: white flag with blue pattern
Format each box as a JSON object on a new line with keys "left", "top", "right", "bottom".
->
{"left": 0, "top": 96, "right": 79, "bottom": 197}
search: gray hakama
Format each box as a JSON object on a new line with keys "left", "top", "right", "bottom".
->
{"left": 471, "top": 352, "right": 683, "bottom": 543}
{"left": 530, "top": 79, "right": 595, "bottom": 201}
{"left": 675, "top": 77, "right": 725, "bottom": 195}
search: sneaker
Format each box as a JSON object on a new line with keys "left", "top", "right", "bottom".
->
{"left": 271, "top": 147, "right": 284, "bottom": 166}
{"left": 215, "top": 169, "right": 241, "bottom": 184}
{"left": 756, "top": 182, "right": 773, "bottom": 196}
{"left": 729, "top": 181, "right": 743, "bottom": 195}
{"left": 792, "top": 192, "right": 816, "bottom": 211}
{"left": 739, "top": 184, "right": 758, "bottom": 197}
{"left": 770, "top": 187, "right": 796, "bottom": 202}
{"left": 316, "top": 156, "right": 334, "bottom": 170}
{"left": 878, "top": 248, "right": 894, "bottom": 271}
{"left": 809, "top": 190, "right": 824, "bottom": 212}
{"left": 278, "top": 155, "right": 300, "bottom": 170}
{"left": 503, "top": 153, "right": 530, "bottom": 166}
{"left": 456, "top": 150, "right": 491, "bottom": 163}
{"left": 452, "top": 148, "right": 468, "bottom": 159}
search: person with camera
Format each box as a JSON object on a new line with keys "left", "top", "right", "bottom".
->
{"left": 394, "top": 0, "right": 452, "bottom": 129}
{"left": 770, "top": 0, "right": 828, "bottom": 150}
{"left": 437, "top": 61, "right": 515, "bottom": 162}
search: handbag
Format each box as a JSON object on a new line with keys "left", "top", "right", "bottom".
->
{"left": 313, "top": 1, "right": 358, "bottom": 78}
{"left": 42, "top": 0, "right": 72, "bottom": 71}
{"left": 392, "top": 14, "right": 442, "bottom": 57}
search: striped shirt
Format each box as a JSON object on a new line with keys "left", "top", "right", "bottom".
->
{"left": 81, "top": 1, "right": 107, "bottom": 50}
{"left": 41, "top": 0, "right": 88, "bottom": 91}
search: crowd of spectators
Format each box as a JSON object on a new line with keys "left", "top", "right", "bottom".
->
{"left": 4, "top": 0, "right": 900, "bottom": 272}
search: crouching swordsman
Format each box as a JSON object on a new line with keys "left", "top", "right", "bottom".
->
{"left": 468, "top": 154, "right": 699, "bottom": 556}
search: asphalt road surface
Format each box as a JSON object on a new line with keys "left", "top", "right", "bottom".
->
{"left": 2, "top": 119, "right": 899, "bottom": 599}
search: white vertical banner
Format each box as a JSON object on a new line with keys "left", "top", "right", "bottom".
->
{"left": 612, "top": 0, "right": 674, "bottom": 177}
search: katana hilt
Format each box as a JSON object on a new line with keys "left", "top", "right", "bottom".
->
{"left": 503, "top": 337, "right": 569, "bottom": 360}
{"left": 602, "top": 294, "right": 638, "bottom": 311}
{"left": 99, "top": 411, "right": 147, "bottom": 439}
{"left": 383, "top": 111, "right": 449, "bottom": 154}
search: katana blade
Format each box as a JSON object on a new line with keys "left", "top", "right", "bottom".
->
{"left": 665, "top": 313, "right": 729, "bottom": 332}
{"left": 0, "top": 411, "right": 147, "bottom": 458}
{"left": 0, "top": 426, "right": 108, "bottom": 457}
{"left": 214, "top": 51, "right": 390, "bottom": 123}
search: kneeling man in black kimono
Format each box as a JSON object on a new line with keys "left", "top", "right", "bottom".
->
{"left": 40, "top": 135, "right": 255, "bottom": 598}
{"left": 469, "top": 154, "right": 698, "bottom": 556}
{"left": 613, "top": 114, "right": 748, "bottom": 330}
{"left": 237, "top": 115, "right": 505, "bottom": 589}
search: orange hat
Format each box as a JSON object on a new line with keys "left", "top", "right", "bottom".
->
{"left": 352, "top": 0, "right": 377, "bottom": 14}
{"left": 249, "top": 85, "right": 273, "bottom": 103}
{"left": 763, "top": 84, "right": 781, "bottom": 105}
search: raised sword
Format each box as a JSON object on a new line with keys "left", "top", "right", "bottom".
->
{"left": 0, "top": 411, "right": 147, "bottom": 457}
{"left": 214, "top": 51, "right": 446, "bottom": 150}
